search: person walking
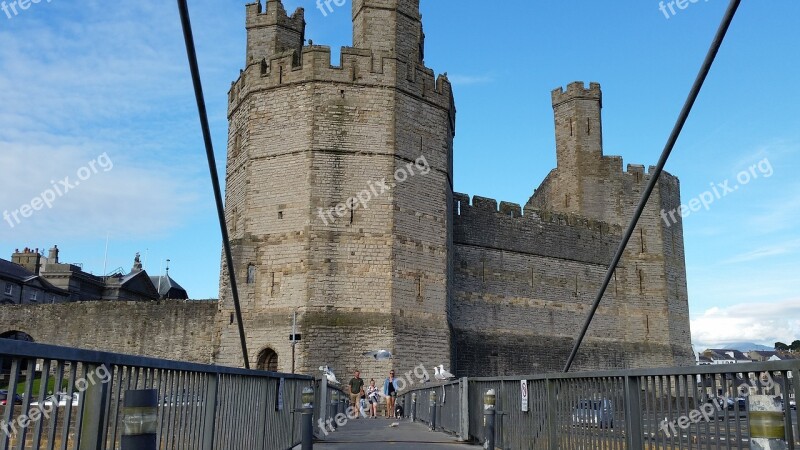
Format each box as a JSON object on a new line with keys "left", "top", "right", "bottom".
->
{"left": 348, "top": 370, "right": 365, "bottom": 419}
{"left": 383, "top": 370, "right": 399, "bottom": 418}
{"left": 366, "top": 379, "right": 379, "bottom": 418}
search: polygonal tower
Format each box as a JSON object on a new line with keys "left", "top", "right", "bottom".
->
{"left": 213, "top": 0, "right": 456, "bottom": 382}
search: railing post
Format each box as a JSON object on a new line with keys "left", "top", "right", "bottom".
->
{"left": 748, "top": 395, "right": 787, "bottom": 449}
{"left": 411, "top": 392, "right": 417, "bottom": 422}
{"left": 459, "top": 377, "right": 469, "bottom": 442}
{"left": 545, "top": 379, "right": 557, "bottom": 450}
{"left": 201, "top": 373, "right": 219, "bottom": 450}
{"left": 301, "top": 387, "right": 315, "bottom": 450}
{"left": 484, "top": 389, "right": 496, "bottom": 450}
{"left": 624, "top": 376, "right": 644, "bottom": 450}
{"left": 429, "top": 390, "right": 438, "bottom": 431}
{"left": 79, "top": 363, "right": 111, "bottom": 450}
{"left": 318, "top": 378, "right": 328, "bottom": 435}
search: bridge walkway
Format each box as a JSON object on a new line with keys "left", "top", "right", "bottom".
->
{"left": 310, "top": 417, "right": 476, "bottom": 449}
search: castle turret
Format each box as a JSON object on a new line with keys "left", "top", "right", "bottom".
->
{"left": 352, "top": 0, "right": 424, "bottom": 63}
{"left": 245, "top": 0, "right": 305, "bottom": 66}
{"left": 552, "top": 81, "right": 603, "bottom": 172}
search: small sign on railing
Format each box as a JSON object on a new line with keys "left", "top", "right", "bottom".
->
{"left": 521, "top": 380, "right": 529, "bottom": 412}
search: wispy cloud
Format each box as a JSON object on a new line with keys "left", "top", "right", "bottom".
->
{"left": 721, "top": 239, "right": 800, "bottom": 264}
{"left": 691, "top": 299, "right": 800, "bottom": 348}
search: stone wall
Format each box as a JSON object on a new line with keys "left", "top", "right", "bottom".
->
{"left": 0, "top": 301, "right": 216, "bottom": 363}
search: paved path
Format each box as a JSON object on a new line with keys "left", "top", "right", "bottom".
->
{"left": 311, "top": 417, "right": 476, "bottom": 449}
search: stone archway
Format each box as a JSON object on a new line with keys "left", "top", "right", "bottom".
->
{"left": 0, "top": 330, "right": 35, "bottom": 374}
{"left": 256, "top": 347, "right": 278, "bottom": 372}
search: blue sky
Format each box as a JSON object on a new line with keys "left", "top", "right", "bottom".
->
{"left": 0, "top": 0, "right": 798, "bottom": 349}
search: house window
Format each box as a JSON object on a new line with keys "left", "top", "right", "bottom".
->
{"left": 4, "top": 284, "right": 12, "bottom": 295}
{"left": 47, "top": 294, "right": 55, "bottom": 303}
{"left": 29, "top": 291, "right": 38, "bottom": 302}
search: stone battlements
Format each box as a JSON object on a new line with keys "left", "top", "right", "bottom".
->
{"left": 245, "top": 1, "right": 304, "bottom": 30}
{"left": 228, "top": 45, "right": 454, "bottom": 117}
{"left": 551, "top": 81, "right": 602, "bottom": 108}
{"left": 455, "top": 193, "right": 621, "bottom": 235}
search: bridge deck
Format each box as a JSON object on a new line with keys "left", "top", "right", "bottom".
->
{"left": 311, "top": 417, "right": 475, "bottom": 449}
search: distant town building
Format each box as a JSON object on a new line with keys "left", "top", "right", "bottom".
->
{"left": 0, "top": 256, "right": 69, "bottom": 305}
{"left": 702, "top": 349, "right": 753, "bottom": 364}
{"left": 1, "top": 246, "right": 188, "bottom": 302}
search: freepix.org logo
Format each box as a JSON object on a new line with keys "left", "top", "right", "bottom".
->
{"left": 2, "top": 0, "right": 53, "bottom": 20}
{"left": 316, "top": 0, "right": 346, "bottom": 17}
{"left": 3, "top": 152, "right": 114, "bottom": 229}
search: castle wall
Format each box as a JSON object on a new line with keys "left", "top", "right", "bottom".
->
{"left": 0, "top": 301, "right": 216, "bottom": 363}
{"left": 452, "top": 190, "right": 693, "bottom": 376}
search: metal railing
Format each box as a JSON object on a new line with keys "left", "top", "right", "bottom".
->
{"left": 397, "top": 360, "right": 800, "bottom": 449}
{"left": 0, "top": 340, "right": 314, "bottom": 450}
{"left": 398, "top": 379, "right": 468, "bottom": 440}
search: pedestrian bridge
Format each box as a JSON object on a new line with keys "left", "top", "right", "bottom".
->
{"left": 1, "top": 340, "right": 798, "bottom": 449}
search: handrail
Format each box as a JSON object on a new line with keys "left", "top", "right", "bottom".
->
{"left": 0, "top": 339, "right": 313, "bottom": 380}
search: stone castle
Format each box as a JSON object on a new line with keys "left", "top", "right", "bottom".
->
{"left": 211, "top": 0, "right": 694, "bottom": 378}
{"left": 0, "top": 0, "right": 693, "bottom": 379}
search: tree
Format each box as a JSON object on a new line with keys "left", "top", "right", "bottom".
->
{"left": 791, "top": 340, "right": 800, "bottom": 352}
{"left": 775, "top": 342, "right": 790, "bottom": 351}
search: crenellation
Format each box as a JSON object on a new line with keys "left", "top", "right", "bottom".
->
{"left": 551, "top": 81, "right": 602, "bottom": 108}
{"left": 228, "top": 44, "right": 453, "bottom": 118}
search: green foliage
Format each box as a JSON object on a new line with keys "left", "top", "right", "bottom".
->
{"left": 775, "top": 342, "right": 790, "bottom": 351}
{"left": 15, "top": 376, "right": 69, "bottom": 395}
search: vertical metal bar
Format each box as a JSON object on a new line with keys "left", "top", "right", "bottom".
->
{"left": 108, "top": 366, "right": 124, "bottom": 450}
{"left": 545, "top": 378, "right": 557, "bottom": 450}
{"left": 78, "top": 363, "right": 110, "bottom": 450}
{"left": 0, "top": 358, "right": 17, "bottom": 450}
{"left": 14, "top": 358, "right": 36, "bottom": 450}
{"left": 778, "top": 371, "right": 794, "bottom": 448}
{"left": 46, "top": 360, "right": 66, "bottom": 449}
{"left": 61, "top": 363, "right": 78, "bottom": 450}
{"left": 31, "top": 359, "right": 51, "bottom": 450}
{"left": 459, "top": 378, "right": 468, "bottom": 442}
{"left": 201, "top": 374, "right": 218, "bottom": 450}
{"left": 792, "top": 368, "right": 800, "bottom": 450}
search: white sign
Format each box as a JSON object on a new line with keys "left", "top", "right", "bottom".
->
{"left": 521, "top": 380, "right": 529, "bottom": 412}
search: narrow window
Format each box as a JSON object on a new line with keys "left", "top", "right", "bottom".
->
{"left": 29, "top": 291, "right": 38, "bottom": 302}
{"left": 260, "top": 59, "right": 268, "bottom": 76}
{"left": 587, "top": 118, "right": 591, "bottom": 135}
{"left": 569, "top": 119, "right": 573, "bottom": 137}
{"left": 278, "top": 211, "right": 284, "bottom": 220}
{"left": 247, "top": 264, "right": 256, "bottom": 284}
{"left": 4, "top": 283, "right": 12, "bottom": 295}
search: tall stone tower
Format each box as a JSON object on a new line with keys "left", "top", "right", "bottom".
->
{"left": 214, "top": 0, "right": 456, "bottom": 380}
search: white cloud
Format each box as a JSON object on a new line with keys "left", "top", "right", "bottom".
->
{"left": 691, "top": 299, "right": 800, "bottom": 348}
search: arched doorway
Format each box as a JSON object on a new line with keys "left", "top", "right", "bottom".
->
{"left": 256, "top": 348, "right": 278, "bottom": 372}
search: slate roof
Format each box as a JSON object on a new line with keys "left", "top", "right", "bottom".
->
{"left": 149, "top": 275, "right": 188, "bottom": 299}
{"left": 0, "top": 258, "right": 36, "bottom": 281}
